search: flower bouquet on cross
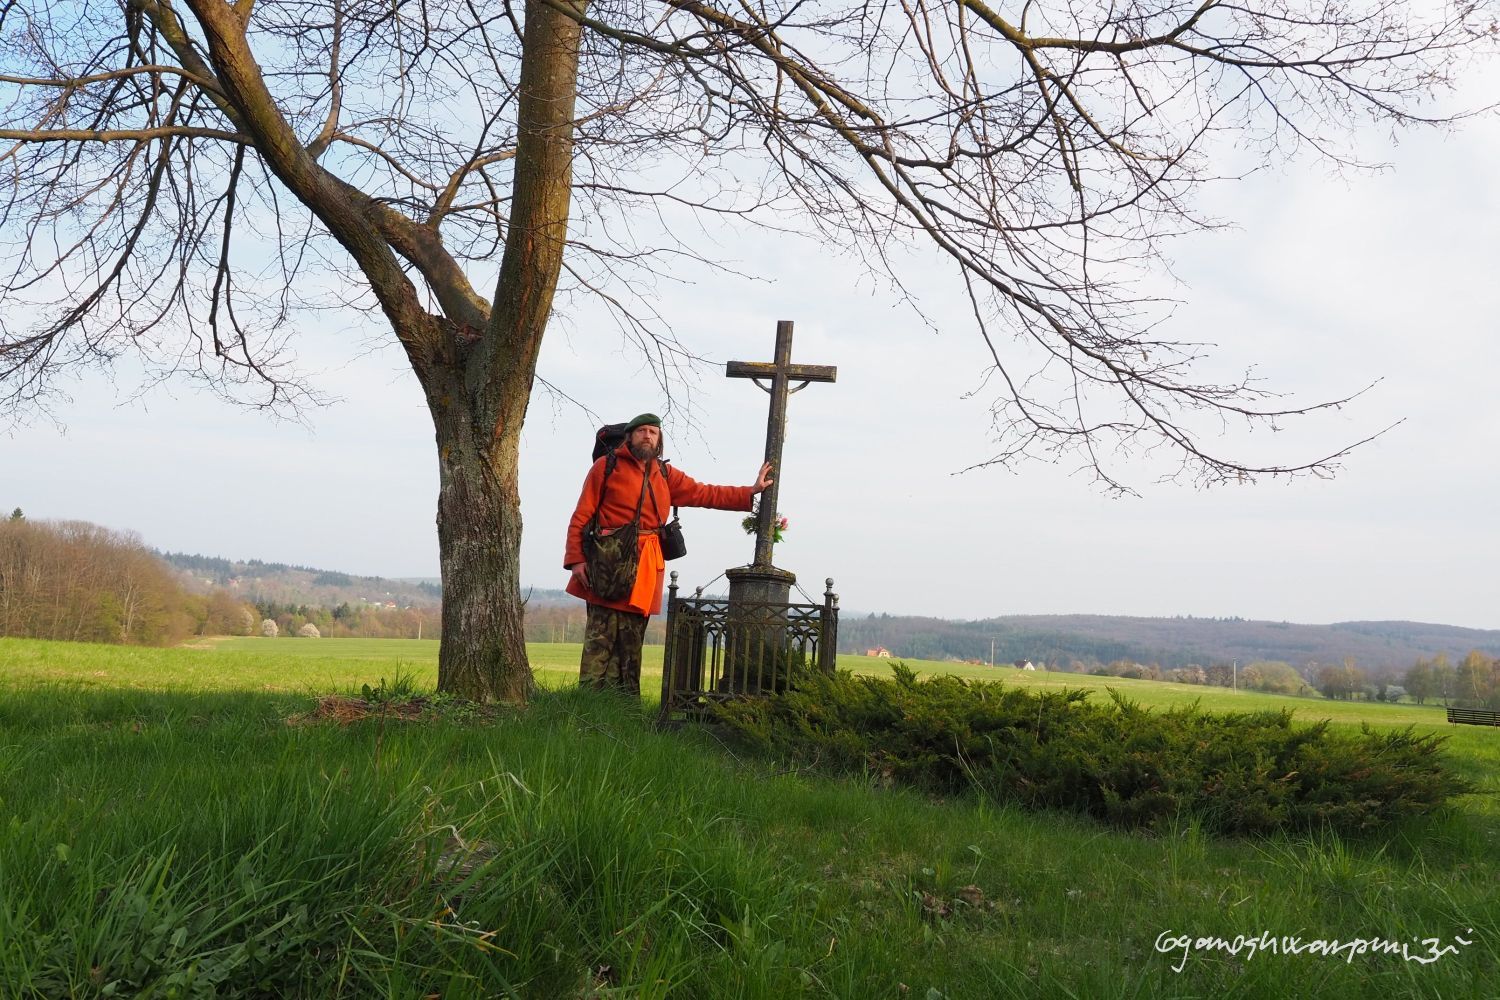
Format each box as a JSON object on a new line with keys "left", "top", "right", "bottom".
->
{"left": 742, "top": 505, "right": 789, "bottom": 543}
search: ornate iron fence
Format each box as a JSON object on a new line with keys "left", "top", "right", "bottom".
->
{"left": 658, "top": 573, "right": 838, "bottom": 724}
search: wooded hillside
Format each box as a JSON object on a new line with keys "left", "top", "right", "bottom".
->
{"left": 0, "top": 517, "right": 254, "bottom": 644}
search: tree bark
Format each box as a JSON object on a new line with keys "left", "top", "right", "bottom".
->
{"left": 430, "top": 364, "right": 533, "bottom": 703}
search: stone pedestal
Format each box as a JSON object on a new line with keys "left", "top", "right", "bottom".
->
{"left": 723, "top": 564, "right": 796, "bottom": 693}
{"left": 726, "top": 564, "right": 795, "bottom": 605}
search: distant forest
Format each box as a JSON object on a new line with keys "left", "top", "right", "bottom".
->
{"left": 1, "top": 516, "right": 255, "bottom": 644}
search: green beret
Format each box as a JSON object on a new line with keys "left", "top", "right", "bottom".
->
{"left": 625, "top": 412, "right": 661, "bottom": 432}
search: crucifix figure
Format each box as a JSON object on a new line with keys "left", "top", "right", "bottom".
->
{"left": 727, "top": 320, "right": 837, "bottom": 570}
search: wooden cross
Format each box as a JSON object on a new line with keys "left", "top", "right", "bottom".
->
{"left": 727, "top": 320, "right": 837, "bottom": 569}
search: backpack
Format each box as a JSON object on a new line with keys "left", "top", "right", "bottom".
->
{"left": 592, "top": 422, "right": 629, "bottom": 462}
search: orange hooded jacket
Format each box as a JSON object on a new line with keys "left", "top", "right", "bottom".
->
{"left": 564, "top": 442, "right": 755, "bottom": 615}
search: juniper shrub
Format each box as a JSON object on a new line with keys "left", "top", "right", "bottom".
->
{"left": 712, "top": 663, "right": 1470, "bottom": 836}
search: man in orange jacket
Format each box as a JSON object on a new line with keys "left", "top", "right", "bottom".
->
{"left": 565, "top": 413, "right": 773, "bottom": 696}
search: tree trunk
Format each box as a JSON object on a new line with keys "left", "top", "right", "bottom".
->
{"left": 432, "top": 374, "right": 533, "bottom": 703}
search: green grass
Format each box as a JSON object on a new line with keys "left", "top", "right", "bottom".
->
{"left": 5, "top": 637, "right": 596, "bottom": 695}
{"left": 2, "top": 636, "right": 1497, "bottom": 997}
{"left": 9, "top": 637, "right": 1460, "bottom": 720}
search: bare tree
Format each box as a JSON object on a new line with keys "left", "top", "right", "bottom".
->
{"left": 1, "top": 0, "right": 1491, "bottom": 700}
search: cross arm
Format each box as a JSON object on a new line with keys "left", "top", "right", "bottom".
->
{"left": 725, "top": 361, "right": 838, "bottom": 382}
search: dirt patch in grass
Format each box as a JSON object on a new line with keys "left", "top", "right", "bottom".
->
{"left": 287, "top": 695, "right": 435, "bottom": 725}
{"left": 286, "top": 694, "right": 512, "bottom": 726}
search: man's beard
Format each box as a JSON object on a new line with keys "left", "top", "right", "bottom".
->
{"left": 629, "top": 441, "right": 659, "bottom": 462}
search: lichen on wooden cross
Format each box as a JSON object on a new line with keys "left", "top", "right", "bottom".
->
{"left": 726, "top": 320, "right": 837, "bottom": 570}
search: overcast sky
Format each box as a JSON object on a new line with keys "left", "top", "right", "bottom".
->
{"left": 6, "top": 91, "right": 1498, "bottom": 630}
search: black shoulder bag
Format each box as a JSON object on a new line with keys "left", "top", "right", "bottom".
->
{"left": 580, "top": 454, "right": 649, "bottom": 601}
{"left": 655, "top": 459, "right": 687, "bottom": 561}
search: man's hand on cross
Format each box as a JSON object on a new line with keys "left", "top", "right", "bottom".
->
{"left": 752, "top": 463, "right": 774, "bottom": 493}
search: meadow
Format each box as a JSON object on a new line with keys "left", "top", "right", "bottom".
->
{"left": 1, "top": 636, "right": 1496, "bottom": 998}
{"left": 21, "top": 637, "right": 1471, "bottom": 730}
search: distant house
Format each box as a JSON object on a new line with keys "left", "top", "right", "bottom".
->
{"left": 1013, "top": 660, "right": 1036, "bottom": 671}
{"left": 865, "top": 647, "right": 892, "bottom": 658}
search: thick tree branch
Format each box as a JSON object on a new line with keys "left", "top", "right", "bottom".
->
{"left": 0, "top": 126, "right": 248, "bottom": 144}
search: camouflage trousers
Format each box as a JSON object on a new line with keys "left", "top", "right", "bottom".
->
{"left": 580, "top": 603, "right": 650, "bottom": 697}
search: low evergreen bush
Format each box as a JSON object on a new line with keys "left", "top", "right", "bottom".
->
{"left": 712, "top": 664, "right": 1471, "bottom": 836}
